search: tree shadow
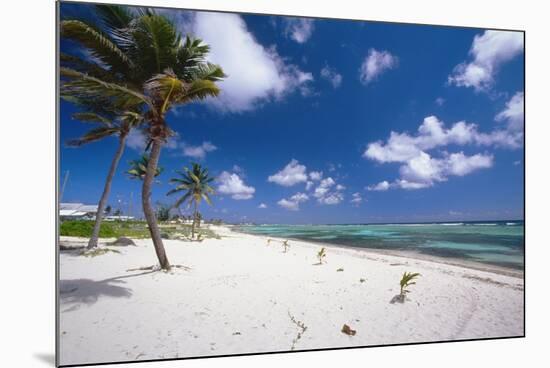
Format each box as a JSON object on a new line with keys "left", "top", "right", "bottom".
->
{"left": 59, "top": 271, "right": 154, "bottom": 311}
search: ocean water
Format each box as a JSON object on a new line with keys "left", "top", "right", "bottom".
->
{"left": 236, "top": 221, "right": 524, "bottom": 270}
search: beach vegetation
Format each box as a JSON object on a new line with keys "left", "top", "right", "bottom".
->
{"left": 399, "top": 271, "right": 421, "bottom": 300}
{"left": 282, "top": 240, "right": 290, "bottom": 253}
{"left": 60, "top": 220, "right": 221, "bottom": 240}
{"left": 316, "top": 247, "right": 327, "bottom": 264}
{"left": 60, "top": 4, "right": 226, "bottom": 270}
{"left": 336, "top": 267, "right": 344, "bottom": 272}
{"left": 168, "top": 163, "right": 215, "bottom": 239}
{"left": 288, "top": 311, "right": 307, "bottom": 350}
{"left": 61, "top": 220, "right": 117, "bottom": 238}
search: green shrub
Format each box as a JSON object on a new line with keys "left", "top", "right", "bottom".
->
{"left": 399, "top": 272, "right": 421, "bottom": 298}
{"left": 317, "top": 247, "right": 327, "bottom": 264}
{"left": 60, "top": 221, "right": 116, "bottom": 238}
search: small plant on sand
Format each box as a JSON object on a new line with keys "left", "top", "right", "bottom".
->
{"left": 267, "top": 238, "right": 272, "bottom": 246}
{"left": 316, "top": 247, "right": 326, "bottom": 264}
{"left": 336, "top": 267, "right": 344, "bottom": 272}
{"left": 399, "top": 271, "right": 421, "bottom": 300}
{"left": 282, "top": 240, "right": 290, "bottom": 253}
{"left": 288, "top": 311, "right": 307, "bottom": 350}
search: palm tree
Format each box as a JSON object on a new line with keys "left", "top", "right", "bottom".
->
{"left": 126, "top": 154, "right": 163, "bottom": 180}
{"left": 60, "top": 5, "right": 225, "bottom": 270}
{"left": 67, "top": 106, "right": 143, "bottom": 249}
{"left": 167, "top": 163, "right": 215, "bottom": 239}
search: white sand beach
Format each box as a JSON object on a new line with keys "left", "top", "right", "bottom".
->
{"left": 58, "top": 226, "right": 524, "bottom": 366}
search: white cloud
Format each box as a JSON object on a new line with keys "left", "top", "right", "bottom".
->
{"left": 367, "top": 180, "right": 390, "bottom": 191}
{"left": 283, "top": 18, "right": 314, "bottom": 43}
{"left": 318, "top": 192, "right": 344, "bottom": 205}
{"left": 278, "top": 192, "right": 309, "bottom": 211}
{"left": 359, "top": 49, "right": 398, "bottom": 85}
{"left": 394, "top": 179, "right": 432, "bottom": 190}
{"left": 363, "top": 114, "right": 505, "bottom": 190}
{"left": 446, "top": 152, "right": 493, "bottom": 176}
{"left": 258, "top": 203, "right": 267, "bottom": 209}
{"left": 364, "top": 113, "right": 522, "bottom": 165}
{"left": 320, "top": 65, "right": 343, "bottom": 88}
{"left": 309, "top": 171, "right": 323, "bottom": 181}
{"left": 399, "top": 151, "right": 445, "bottom": 183}
{"left": 305, "top": 181, "right": 314, "bottom": 191}
{"left": 474, "top": 92, "right": 524, "bottom": 148}
{"left": 312, "top": 177, "right": 345, "bottom": 205}
{"left": 192, "top": 12, "right": 314, "bottom": 112}
{"left": 368, "top": 152, "right": 494, "bottom": 191}
{"left": 495, "top": 91, "right": 524, "bottom": 131}
{"left": 350, "top": 192, "right": 363, "bottom": 206}
{"left": 126, "top": 129, "right": 147, "bottom": 151}
{"left": 268, "top": 159, "right": 308, "bottom": 186}
{"left": 436, "top": 97, "right": 445, "bottom": 106}
{"left": 217, "top": 171, "right": 255, "bottom": 200}
{"left": 182, "top": 141, "right": 217, "bottom": 159}
{"left": 448, "top": 30, "right": 523, "bottom": 92}
{"left": 313, "top": 177, "right": 335, "bottom": 199}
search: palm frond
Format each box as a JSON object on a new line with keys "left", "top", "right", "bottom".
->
{"left": 177, "top": 79, "right": 221, "bottom": 102}
{"left": 189, "top": 63, "right": 226, "bottom": 82}
{"left": 127, "top": 13, "right": 180, "bottom": 78}
{"left": 60, "top": 52, "right": 116, "bottom": 82}
{"left": 66, "top": 126, "right": 119, "bottom": 146}
{"left": 126, "top": 154, "right": 162, "bottom": 180}
{"left": 60, "top": 68, "right": 152, "bottom": 111}
{"left": 173, "top": 191, "right": 193, "bottom": 209}
{"left": 61, "top": 20, "right": 132, "bottom": 71}
{"left": 94, "top": 5, "right": 137, "bottom": 53}
{"left": 71, "top": 112, "right": 112, "bottom": 126}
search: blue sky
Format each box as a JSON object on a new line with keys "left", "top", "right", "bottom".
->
{"left": 59, "top": 2, "right": 524, "bottom": 224}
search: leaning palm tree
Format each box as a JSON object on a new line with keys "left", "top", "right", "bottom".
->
{"left": 67, "top": 105, "right": 143, "bottom": 249}
{"left": 126, "top": 154, "right": 163, "bottom": 181}
{"left": 60, "top": 5, "right": 225, "bottom": 270}
{"left": 167, "top": 163, "right": 215, "bottom": 239}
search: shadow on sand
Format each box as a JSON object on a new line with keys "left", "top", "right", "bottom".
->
{"left": 59, "top": 271, "right": 154, "bottom": 312}
{"left": 33, "top": 353, "right": 55, "bottom": 366}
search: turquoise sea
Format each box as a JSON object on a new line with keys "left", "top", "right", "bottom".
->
{"left": 236, "top": 221, "right": 524, "bottom": 270}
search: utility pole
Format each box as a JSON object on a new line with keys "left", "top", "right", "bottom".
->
{"left": 128, "top": 191, "right": 133, "bottom": 219}
{"left": 60, "top": 170, "right": 69, "bottom": 202}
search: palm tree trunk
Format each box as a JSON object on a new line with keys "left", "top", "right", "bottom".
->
{"left": 191, "top": 201, "right": 197, "bottom": 239}
{"left": 142, "top": 139, "right": 171, "bottom": 270}
{"left": 87, "top": 133, "right": 127, "bottom": 249}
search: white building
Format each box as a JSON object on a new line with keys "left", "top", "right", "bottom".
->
{"left": 59, "top": 203, "right": 98, "bottom": 220}
{"left": 104, "top": 215, "right": 135, "bottom": 222}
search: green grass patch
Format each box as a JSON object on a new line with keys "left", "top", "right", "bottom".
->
{"left": 60, "top": 220, "right": 221, "bottom": 240}
{"left": 60, "top": 221, "right": 117, "bottom": 238}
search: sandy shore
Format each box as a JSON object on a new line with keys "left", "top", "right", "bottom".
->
{"left": 58, "top": 226, "right": 524, "bottom": 365}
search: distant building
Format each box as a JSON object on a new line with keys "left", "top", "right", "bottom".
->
{"left": 59, "top": 203, "right": 98, "bottom": 220}
{"left": 104, "top": 215, "right": 135, "bottom": 222}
